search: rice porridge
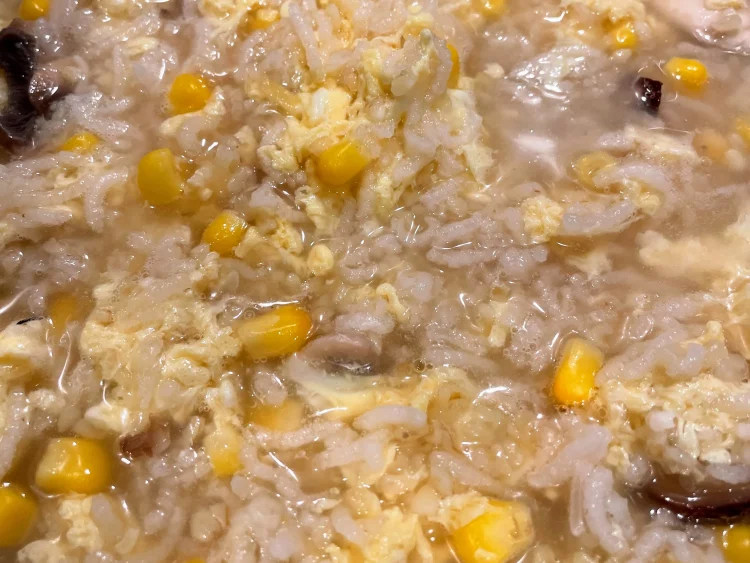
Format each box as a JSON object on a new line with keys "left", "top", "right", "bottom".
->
{"left": 1, "top": 0, "right": 750, "bottom": 561}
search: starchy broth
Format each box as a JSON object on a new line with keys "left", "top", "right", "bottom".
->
{"left": 2, "top": 0, "right": 750, "bottom": 561}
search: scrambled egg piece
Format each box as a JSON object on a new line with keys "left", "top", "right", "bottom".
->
{"left": 0, "top": 320, "right": 51, "bottom": 381}
{"left": 566, "top": 247, "right": 612, "bottom": 278}
{"left": 360, "top": 508, "right": 428, "bottom": 563}
{"left": 434, "top": 492, "right": 495, "bottom": 530}
{"left": 376, "top": 284, "right": 409, "bottom": 323}
{"left": 18, "top": 540, "right": 70, "bottom": 563}
{"left": 59, "top": 496, "right": 103, "bottom": 551}
{"left": 84, "top": 402, "right": 144, "bottom": 435}
{"left": 234, "top": 219, "right": 308, "bottom": 277}
{"left": 461, "top": 139, "right": 495, "bottom": 185}
{"left": 483, "top": 300, "right": 509, "bottom": 348}
{"left": 199, "top": 0, "right": 255, "bottom": 33}
{"left": 295, "top": 186, "right": 339, "bottom": 235}
{"left": 600, "top": 323, "right": 749, "bottom": 474}
{"left": 639, "top": 206, "right": 750, "bottom": 284}
{"left": 623, "top": 126, "right": 700, "bottom": 165}
{"left": 521, "top": 195, "right": 564, "bottom": 243}
{"left": 562, "top": 0, "right": 646, "bottom": 22}
{"left": 307, "top": 244, "right": 335, "bottom": 276}
{"left": 80, "top": 254, "right": 240, "bottom": 434}
{"left": 255, "top": 84, "right": 360, "bottom": 176}
{"left": 160, "top": 88, "right": 227, "bottom": 138}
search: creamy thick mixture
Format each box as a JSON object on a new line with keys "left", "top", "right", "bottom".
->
{"left": 1, "top": 0, "right": 750, "bottom": 561}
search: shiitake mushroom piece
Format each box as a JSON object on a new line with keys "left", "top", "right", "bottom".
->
{"left": 634, "top": 76, "right": 662, "bottom": 115}
{"left": 645, "top": 468, "right": 750, "bottom": 522}
{"left": 302, "top": 332, "right": 388, "bottom": 376}
{"left": 0, "top": 22, "right": 72, "bottom": 150}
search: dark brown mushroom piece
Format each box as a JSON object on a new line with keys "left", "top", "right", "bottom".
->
{"left": 28, "top": 68, "right": 72, "bottom": 117}
{"left": 302, "top": 333, "right": 386, "bottom": 376}
{"left": 0, "top": 22, "right": 72, "bottom": 150}
{"left": 119, "top": 417, "right": 172, "bottom": 460}
{"left": 159, "top": 0, "right": 183, "bottom": 19}
{"left": 634, "top": 77, "right": 662, "bottom": 115}
{"left": 645, "top": 468, "right": 750, "bottom": 522}
{"left": 0, "top": 24, "right": 38, "bottom": 149}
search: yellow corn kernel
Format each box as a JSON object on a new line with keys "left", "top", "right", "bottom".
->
{"left": 447, "top": 43, "right": 460, "bottom": 89}
{"left": 735, "top": 117, "right": 750, "bottom": 149}
{"left": 239, "top": 8, "right": 279, "bottom": 35}
{"left": 693, "top": 128, "right": 728, "bottom": 162}
{"left": 720, "top": 525, "right": 750, "bottom": 563}
{"left": 49, "top": 293, "right": 79, "bottom": 337}
{"left": 475, "top": 0, "right": 505, "bottom": 17}
{"left": 137, "top": 148, "right": 185, "bottom": 206}
{"left": 60, "top": 132, "right": 99, "bottom": 154}
{"left": 202, "top": 211, "right": 248, "bottom": 256}
{"left": 169, "top": 74, "right": 212, "bottom": 115}
{"left": 573, "top": 151, "right": 617, "bottom": 189}
{"left": 204, "top": 427, "right": 243, "bottom": 477}
{"left": 183, "top": 560, "right": 206, "bottom": 563}
{"left": 35, "top": 438, "right": 113, "bottom": 495}
{"left": 246, "top": 399, "right": 305, "bottom": 431}
{"left": 551, "top": 338, "right": 603, "bottom": 406}
{"left": 19, "top": 0, "right": 49, "bottom": 20}
{"left": 316, "top": 140, "right": 371, "bottom": 188}
{"left": 609, "top": 20, "right": 638, "bottom": 51}
{"left": 0, "top": 483, "right": 37, "bottom": 548}
{"left": 664, "top": 57, "right": 709, "bottom": 93}
{"left": 451, "top": 500, "right": 534, "bottom": 563}
{"left": 235, "top": 304, "right": 312, "bottom": 361}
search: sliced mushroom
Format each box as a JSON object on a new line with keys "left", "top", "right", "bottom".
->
{"left": 0, "top": 24, "right": 38, "bottom": 149}
{"left": 645, "top": 468, "right": 750, "bottom": 522}
{"left": 29, "top": 68, "right": 72, "bottom": 117}
{"left": 302, "top": 333, "right": 386, "bottom": 376}
{"left": 159, "top": 0, "right": 183, "bottom": 18}
{"left": 633, "top": 77, "right": 662, "bottom": 115}
{"left": 0, "top": 22, "right": 72, "bottom": 150}
{"left": 119, "top": 417, "right": 172, "bottom": 460}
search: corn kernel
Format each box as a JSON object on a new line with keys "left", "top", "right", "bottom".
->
{"left": 551, "top": 338, "right": 603, "bottom": 406}
{"left": 35, "top": 438, "right": 113, "bottom": 495}
{"left": 239, "top": 8, "right": 279, "bottom": 35}
{"left": 235, "top": 304, "right": 312, "bottom": 361}
{"left": 720, "top": 525, "right": 750, "bottom": 563}
{"left": 184, "top": 559, "right": 206, "bottom": 563}
{"left": 447, "top": 43, "right": 461, "bottom": 89}
{"left": 664, "top": 57, "right": 709, "bottom": 93}
{"left": 693, "top": 128, "right": 728, "bottom": 162}
{"left": 609, "top": 20, "right": 638, "bottom": 51}
{"left": 137, "top": 148, "right": 185, "bottom": 206}
{"left": 0, "top": 483, "right": 37, "bottom": 548}
{"left": 316, "top": 140, "right": 371, "bottom": 188}
{"left": 169, "top": 74, "right": 212, "bottom": 115}
{"left": 19, "top": 0, "right": 49, "bottom": 20}
{"left": 246, "top": 399, "right": 305, "bottom": 431}
{"left": 451, "top": 500, "right": 534, "bottom": 563}
{"left": 49, "top": 293, "right": 80, "bottom": 337}
{"left": 204, "top": 427, "right": 243, "bottom": 477}
{"left": 735, "top": 117, "right": 750, "bottom": 149}
{"left": 573, "top": 151, "right": 617, "bottom": 189}
{"left": 60, "top": 132, "right": 99, "bottom": 154}
{"left": 202, "top": 211, "right": 248, "bottom": 256}
{"left": 475, "top": 0, "right": 505, "bottom": 17}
